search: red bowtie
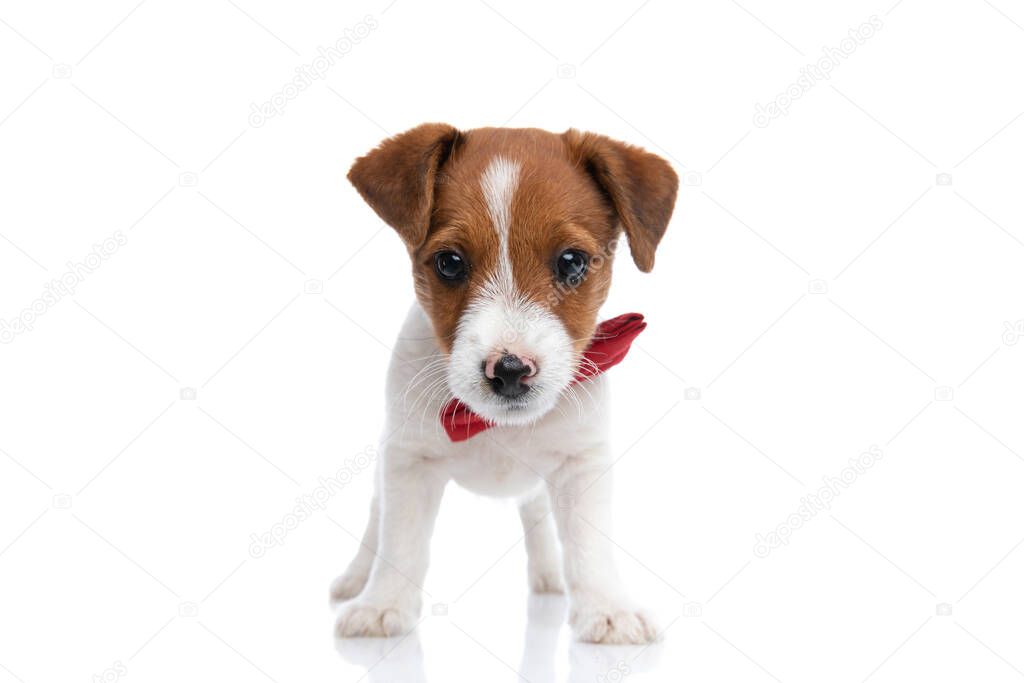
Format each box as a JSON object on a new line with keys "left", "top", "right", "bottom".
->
{"left": 439, "top": 313, "right": 647, "bottom": 442}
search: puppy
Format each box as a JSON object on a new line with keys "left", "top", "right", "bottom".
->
{"left": 332, "top": 124, "right": 678, "bottom": 644}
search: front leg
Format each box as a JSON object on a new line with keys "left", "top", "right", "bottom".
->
{"left": 548, "top": 448, "right": 658, "bottom": 644}
{"left": 336, "top": 453, "right": 447, "bottom": 637}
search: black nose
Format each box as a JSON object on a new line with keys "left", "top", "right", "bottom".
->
{"left": 489, "top": 354, "right": 531, "bottom": 398}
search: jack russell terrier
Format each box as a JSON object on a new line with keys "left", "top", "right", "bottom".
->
{"left": 332, "top": 124, "right": 678, "bottom": 644}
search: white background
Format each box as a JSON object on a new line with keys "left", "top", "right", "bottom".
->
{"left": 2, "top": 1, "right": 1023, "bottom": 681}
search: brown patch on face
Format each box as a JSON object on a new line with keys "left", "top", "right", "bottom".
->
{"left": 505, "top": 154, "right": 620, "bottom": 351}
{"left": 348, "top": 125, "right": 678, "bottom": 355}
{"left": 414, "top": 219, "right": 498, "bottom": 353}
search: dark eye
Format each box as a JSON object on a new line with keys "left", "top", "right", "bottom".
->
{"left": 555, "top": 249, "right": 589, "bottom": 286}
{"left": 434, "top": 251, "right": 467, "bottom": 282}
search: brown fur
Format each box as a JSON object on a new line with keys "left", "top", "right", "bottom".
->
{"left": 348, "top": 125, "right": 678, "bottom": 353}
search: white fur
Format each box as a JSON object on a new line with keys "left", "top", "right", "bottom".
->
{"left": 333, "top": 304, "right": 656, "bottom": 644}
{"left": 334, "top": 155, "right": 652, "bottom": 643}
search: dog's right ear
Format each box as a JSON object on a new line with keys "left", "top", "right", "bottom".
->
{"left": 348, "top": 123, "right": 460, "bottom": 248}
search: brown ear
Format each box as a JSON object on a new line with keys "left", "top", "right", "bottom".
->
{"left": 563, "top": 130, "right": 678, "bottom": 272}
{"left": 348, "top": 123, "right": 460, "bottom": 247}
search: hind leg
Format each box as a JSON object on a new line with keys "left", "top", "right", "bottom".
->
{"left": 519, "top": 488, "right": 565, "bottom": 593}
{"left": 330, "top": 494, "right": 379, "bottom": 602}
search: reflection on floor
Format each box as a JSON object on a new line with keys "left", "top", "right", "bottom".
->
{"left": 335, "top": 594, "right": 665, "bottom": 682}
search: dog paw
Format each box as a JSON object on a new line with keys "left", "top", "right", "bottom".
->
{"left": 335, "top": 601, "right": 417, "bottom": 638}
{"left": 528, "top": 565, "right": 565, "bottom": 594}
{"left": 570, "top": 602, "right": 658, "bottom": 644}
{"left": 330, "top": 570, "right": 369, "bottom": 603}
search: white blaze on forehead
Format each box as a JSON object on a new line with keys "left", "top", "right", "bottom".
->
{"left": 480, "top": 156, "right": 520, "bottom": 294}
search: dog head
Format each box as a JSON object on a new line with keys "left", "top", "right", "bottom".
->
{"left": 348, "top": 125, "right": 678, "bottom": 426}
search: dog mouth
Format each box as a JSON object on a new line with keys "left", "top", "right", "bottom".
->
{"left": 447, "top": 376, "right": 565, "bottom": 427}
{"left": 494, "top": 394, "right": 531, "bottom": 411}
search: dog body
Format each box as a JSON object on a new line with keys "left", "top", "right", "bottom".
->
{"left": 333, "top": 125, "right": 677, "bottom": 644}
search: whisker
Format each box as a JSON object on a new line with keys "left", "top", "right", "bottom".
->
{"left": 409, "top": 376, "right": 444, "bottom": 434}
{"left": 407, "top": 372, "right": 449, "bottom": 421}
{"left": 401, "top": 360, "right": 449, "bottom": 408}
{"left": 402, "top": 362, "right": 446, "bottom": 408}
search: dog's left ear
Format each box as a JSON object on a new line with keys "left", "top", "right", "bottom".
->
{"left": 563, "top": 130, "right": 678, "bottom": 272}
